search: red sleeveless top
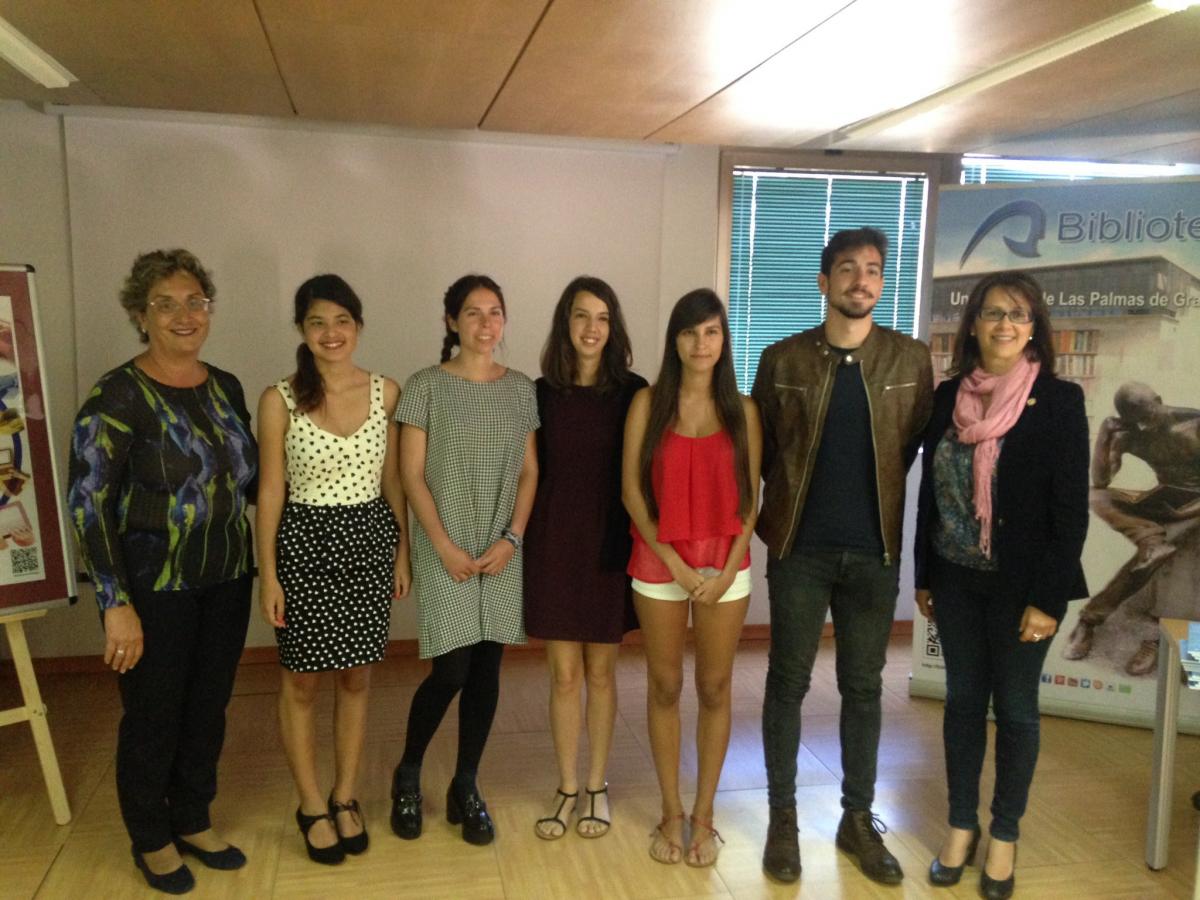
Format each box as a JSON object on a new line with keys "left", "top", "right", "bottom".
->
{"left": 627, "top": 429, "right": 750, "bottom": 583}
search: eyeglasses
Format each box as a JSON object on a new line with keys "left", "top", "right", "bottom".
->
{"left": 977, "top": 307, "right": 1032, "bottom": 324}
{"left": 148, "top": 296, "right": 213, "bottom": 316}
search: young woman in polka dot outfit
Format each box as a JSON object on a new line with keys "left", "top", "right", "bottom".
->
{"left": 389, "top": 274, "right": 539, "bottom": 847}
{"left": 256, "top": 274, "right": 411, "bottom": 865}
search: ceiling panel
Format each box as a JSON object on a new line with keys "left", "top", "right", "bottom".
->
{"left": 0, "top": 0, "right": 292, "bottom": 115}
{"left": 837, "top": 10, "right": 1200, "bottom": 161}
{"left": 256, "top": 0, "right": 547, "bottom": 129}
{"left": 482, "top": 0, "right": 852, "bottom": 139}
{"left": 652, "top": 0, "right": 1146, "bottom": 147}
{"left": 978, "top": 90, "right": 1200, "bottom": 164}
{"left": 1113, "top": 136, "right": 1200, "bottom": 165}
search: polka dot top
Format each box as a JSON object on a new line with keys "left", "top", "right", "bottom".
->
{"left": 276, "top": 374, "right": 388, "bottom": 506}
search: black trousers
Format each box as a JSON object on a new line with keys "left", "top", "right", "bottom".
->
{"left": 116, "top": 575, "right": 251, "bottom": 853}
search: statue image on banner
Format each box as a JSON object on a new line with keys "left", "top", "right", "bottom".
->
{"left": 1064, "top": 382, "right": 1200, "bottom": 676}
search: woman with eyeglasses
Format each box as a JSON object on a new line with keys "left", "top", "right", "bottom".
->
{"left": 913, "top": 271, "right": 1089, "bottom": 899}
{"left": 69, "top": 249, "right": 258, "bottom": 894}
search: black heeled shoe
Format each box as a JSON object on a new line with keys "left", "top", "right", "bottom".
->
{"left": 390, "top": 767, "right": 423, "bottom": 840}
{"left": 980, "top": 842, "right": 1017, "bottom": 900}
{"left": 295, "top": 807, "right": 346, "bottom": 865}
{"left": 328, "top": 795, "right": 369, "bottom": 855}
{"left": 173, "top": 835, "right": 247, "bottom": 871}
{"left": 928, "top": 825, "right": 981, "bottom": 886}
{"left": 446, "top": 781, "right": 495, "bottom": 846}
{"left": 131, "top": 846, "right": 195, "bottom": 895}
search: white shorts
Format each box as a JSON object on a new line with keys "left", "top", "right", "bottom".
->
{"left": 632, "top": 567, "right": 752, "bottom": 603}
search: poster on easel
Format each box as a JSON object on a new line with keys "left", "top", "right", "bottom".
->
{"left": 911, "top": 180, "right": 1200, "bottom": 731}
{"left": 0, "top": 265, "right": 76, "bottom": 613}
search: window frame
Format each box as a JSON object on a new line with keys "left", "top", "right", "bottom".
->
{"left": 717, "top": 149, "right": 951, "bottom": 366}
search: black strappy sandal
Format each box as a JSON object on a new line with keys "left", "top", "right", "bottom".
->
{"left": 535, "top": 788, "right": 578, "bottom": 840}
{"left": 577, "top": 783, "right": 611, "bottom": 838}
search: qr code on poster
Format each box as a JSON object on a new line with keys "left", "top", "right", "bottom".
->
{"left": 924, "top": 621, "right": 942, "bottom": 658}
{"left": 11, "top": 546, "right": 39, "bottom": 576}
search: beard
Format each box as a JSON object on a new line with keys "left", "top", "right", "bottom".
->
{"left": 827, "top": 293, "right": 879, "bottom": 320}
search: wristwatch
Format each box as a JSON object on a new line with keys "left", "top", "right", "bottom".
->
{"left": 501, "top": 527, "right": 523, "bottom": 550}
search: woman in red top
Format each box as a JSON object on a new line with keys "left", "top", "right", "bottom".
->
{"left": 622, "top": 288, "right": 762, "bottom": 867}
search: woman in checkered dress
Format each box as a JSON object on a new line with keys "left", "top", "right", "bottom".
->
{"left": 389, "top": 274, "right": 539, "bottom": 847}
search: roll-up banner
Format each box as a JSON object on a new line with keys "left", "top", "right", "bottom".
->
{"left": 912, "top": 179, "right": 1200, "bottom": 731}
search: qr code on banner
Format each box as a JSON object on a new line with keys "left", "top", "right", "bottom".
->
{"left": 11, "top": 546, "right": 39, "bottom": 576}
{"left": 924, "top": 621, "right": 942, "bottom": 658}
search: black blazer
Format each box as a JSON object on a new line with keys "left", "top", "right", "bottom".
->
{"left": 914, "top": 371, "right": 1089, "bottom": 621}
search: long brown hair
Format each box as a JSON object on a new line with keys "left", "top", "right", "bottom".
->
{"left": 638, "top": 289, "right": 751, "bottom": 520}
{"left": 949, "top": 270, "right": 1055, "bottom": 376}
{"left": 540, "top": 275, "right": 634, "bottom": 392}
{"left": 292, "top": 274, "right": 363, "bottom": 412}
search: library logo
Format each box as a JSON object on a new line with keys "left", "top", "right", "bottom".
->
{"left": 960, "top": 200, "right": 1046, "bottom": 268}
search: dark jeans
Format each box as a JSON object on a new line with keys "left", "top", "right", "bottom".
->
{"left": 763, "top": 548, "right": 898, "bottom": 810}
{"left": 116, "top": 575, "right": 251, "bottom": 853}
{"left": 930, "top": 556, "right": 1051, "bottom": 842}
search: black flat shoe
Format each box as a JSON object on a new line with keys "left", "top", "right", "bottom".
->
{"left": 295, "top": 807, "right": 346, "bottom": 865}
{"left": 132, "top": 847, "right": 195, "bottom": 895}
{"left": 329, "top": 795, "right": 369, "bottom": 855}
{"left": 390, "top": 767, "right": 423, "bottom": 840}
{"left": 173, "top": 836, "right": 247, "bottom": 871}
{"left": 928, "top": 825, "right": 981, "bottom": 886}
{"left": 980, "top": 843, "right": 1017, "bottom": 900}
{"left": 446, "top": 782, "right": 495, "bottom": 846}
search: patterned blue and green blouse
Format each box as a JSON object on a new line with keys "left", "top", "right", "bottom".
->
{"left": 931, "top": 426, "right": 1001, "bottom": 572}
{"left": 68, "top": 361, "right": 258, "bottom": 610}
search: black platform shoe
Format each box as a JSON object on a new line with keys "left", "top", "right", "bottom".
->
{"left": 390, "top": 767, "right": 423, "bottom": 840}
{"left": 446, "top": 781, "right": 495, "bottom": 846}
{"left": 295, "top": 808, "right": 346, "bottom": 865}
{"left": 980, "top": 842, "right": 1017, "bottom": 900}
{"left": 173, "top": 835, "right": 247, "bottom": 871}
{"left": 928, "top": 825, "right": 981, "bottom": 886}
{"left": 329, "top": 795, "right": 369, "bottom": 855}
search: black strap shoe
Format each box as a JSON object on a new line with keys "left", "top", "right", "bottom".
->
{"left": 835, "top": 809, "right": 904, "bottom": 885}
{"left": 446, "top": 781, "right": 495, "bottom": 846}
{"left": 329, "top": 795, "right": 369, "bottom": 855}
{"left": 928, "top": 825, "right": 980, "bottom": 886}
{"left": 762, "top": 805, "right": 801, "bottom": 883}
{"left": 295, "top": 807, "right": 346, "bottom": 865}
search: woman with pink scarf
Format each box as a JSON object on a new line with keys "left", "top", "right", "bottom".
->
{"left": 913, "top": 271, "right": 1089, "bottom": 900}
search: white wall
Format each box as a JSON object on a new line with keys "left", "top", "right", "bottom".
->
{"left": 3, "top": 103, "right": 740, "bottom": 656}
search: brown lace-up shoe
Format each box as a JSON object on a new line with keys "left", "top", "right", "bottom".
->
{"left": 836, "top": 809, "right": 903, "bottom": 884}
{"left": 762, "top": 805, "right": 800, "bottom": 883}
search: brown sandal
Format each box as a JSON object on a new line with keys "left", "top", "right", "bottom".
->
{"left": 650, "top": 813, "right": 686, "bottom": 864}
{"left": 686, "top": 815, "right": 725, "bottom": 867}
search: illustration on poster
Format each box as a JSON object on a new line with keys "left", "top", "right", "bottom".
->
{"left": 1065, "top": 382, "right": 1200, "bottom": 676}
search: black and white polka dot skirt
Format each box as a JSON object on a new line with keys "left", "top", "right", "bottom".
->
{"left": 275, "top": 497, "right": 400, "bottom": 672}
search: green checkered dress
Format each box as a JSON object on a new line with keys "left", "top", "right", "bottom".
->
{"left": 396, "top": 365, "right": 539, "bottom": 658}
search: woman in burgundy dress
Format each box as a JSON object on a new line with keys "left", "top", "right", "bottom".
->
{"left": 524, "top": 276, "right": 645, "bottom": 841}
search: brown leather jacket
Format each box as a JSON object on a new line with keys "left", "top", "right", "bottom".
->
{"left": 751, "top": 324, "right": 933, "bottom": 563}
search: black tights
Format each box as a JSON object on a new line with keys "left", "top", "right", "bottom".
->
{"left": 398, "top": 641, "right": 505, "bottom": 786}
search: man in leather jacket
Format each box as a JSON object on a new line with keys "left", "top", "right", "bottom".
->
{"left": 752, "top": 227, "right": 933, "bottom": 885}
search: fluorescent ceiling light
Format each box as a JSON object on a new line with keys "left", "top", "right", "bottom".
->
{"left": 1153, "top": 1, "right": 1197, "bottom": 10}
{"left": 834, "top": 2, "right": 1184, "bottom": 143}
{"left": 0, "top": 15, "right": 76, "bottom": 89}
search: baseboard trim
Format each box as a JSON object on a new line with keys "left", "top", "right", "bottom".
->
{"left": 2, "top": 620, "right": 914, "bottom": 676}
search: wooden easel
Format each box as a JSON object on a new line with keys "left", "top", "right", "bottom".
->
{"left": 1, "top": 607, "right": 71, "bottom": 824}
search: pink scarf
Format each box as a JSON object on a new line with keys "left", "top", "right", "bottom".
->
{"left": 952, "top": 355, "right": 1040, "bottom": 557}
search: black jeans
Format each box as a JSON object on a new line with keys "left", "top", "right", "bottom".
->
{"left": 930, "top": 556, "right": 1051, "bottom": 842}
{"left": 763, "top": 548, "right": 898, "bottom": 810}
{"left": 115, "top": 575, "right": 251, "bottom": 853}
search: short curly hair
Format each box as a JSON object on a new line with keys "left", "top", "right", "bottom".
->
{"left": 119, "top": 249, "right": 216, "bottom": 343}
